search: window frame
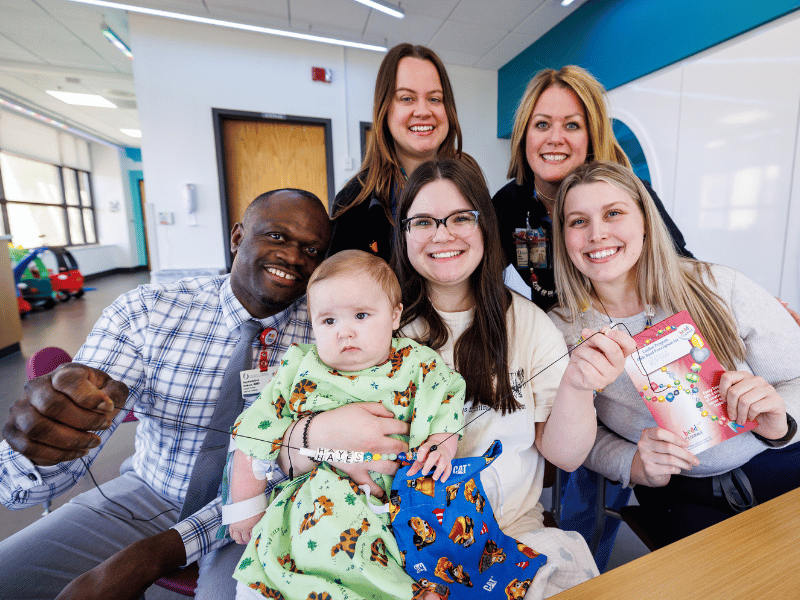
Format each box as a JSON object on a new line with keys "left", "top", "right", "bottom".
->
{"left": 0, "top": 150, "right": 98, "bottom": 248}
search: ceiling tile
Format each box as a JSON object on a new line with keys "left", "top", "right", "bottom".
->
{"left": 363, "top": 12, "right": 443, "bottom": 48}
{"left": 0, "top": 34, "right": 46, "bottom": 64}
{"left": 429, "top": 47, "right": 484, "bottom": 68}
{"left": 474, "top": 31, "right": 538, "bottom": 70}
{"left": 290, "top": 0, "right": 370, "bottom": 31}
{"left": 429, "top": 20, "right": 507, "bottom": 58}
{"left": 514, "top": 0, "right": 586, "bottom": 36}
{"left": 390, "top": 0, "right": 460, "bottom": 20}
{"left": 449, "top": 0, "right": 544, "bottom": 32}
{"left": 205, "top": 0, "right": 288, "bottom": 22}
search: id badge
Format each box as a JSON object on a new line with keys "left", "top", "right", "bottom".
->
{"left": 240, "top": 366, "right": 278, "bottom": 405}
{"left": 514, "top": 228, "right": 529, "bottom": 267}
{"left": 529, "top": 227, "right": 548, "bottom": 269}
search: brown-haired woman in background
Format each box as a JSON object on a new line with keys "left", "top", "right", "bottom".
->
{"left": 493, "top": 65, "right": 691, "bottom": 311}
{"left": 328, "top": 43, "right": 475, "bottom": 262}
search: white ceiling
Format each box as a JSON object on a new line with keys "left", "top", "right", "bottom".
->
{"left": 0, "top": 0, "right": 586, "bottom": 147}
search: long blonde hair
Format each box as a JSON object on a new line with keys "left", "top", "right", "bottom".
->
{"left": 334, "top": 44, "right": 465, "bottom": 223}
{"left": 507, "top": 65, "right": 630, "bottom": 186}
{"left": 552, "top": 161, "right": 744, "bottom": 370}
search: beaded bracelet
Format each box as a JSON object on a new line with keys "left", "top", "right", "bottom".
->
{"left": 302, "top": 412, "right": 321, "bottom": 460}
{"left": 298, "top": 447, "right": 419, "bottom": 464}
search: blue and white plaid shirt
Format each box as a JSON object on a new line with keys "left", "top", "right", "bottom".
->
{"left": 0, "top": 276, "right": 311, "bottom": 564}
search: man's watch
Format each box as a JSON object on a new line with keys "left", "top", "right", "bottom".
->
{"left": 751, "top": 413, "right": 797, "bottom": 447}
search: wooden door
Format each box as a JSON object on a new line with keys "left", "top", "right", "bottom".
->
{"left": 221, "top": 118, "right": 329, "bottom": 229}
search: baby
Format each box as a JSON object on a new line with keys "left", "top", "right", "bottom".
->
{"left": 227, "top": 249, "right": 465, "bottom": 600}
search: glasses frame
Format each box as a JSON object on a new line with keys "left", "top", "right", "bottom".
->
{"left": 401, "top": 209, "right": 481, "bottom": 241}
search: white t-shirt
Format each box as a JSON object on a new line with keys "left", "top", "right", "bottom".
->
{"left": 402, "top": 292, "right": 569, "bottom": 539}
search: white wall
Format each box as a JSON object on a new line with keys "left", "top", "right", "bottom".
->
{"left": 129, "top": 13, "right": 509, "bottom": 272}
{"left": 0, "top": 108, "right": 138, "bottom": 276}
{"left": 89, "top": 144, "right": 139, "bottom": 271}
{"left": 608, "top": 11, "right": 800, "bottom": 310}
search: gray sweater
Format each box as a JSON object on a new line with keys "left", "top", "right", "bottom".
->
{"left": 549, "top": 264, "right": 800, "bottom": 487}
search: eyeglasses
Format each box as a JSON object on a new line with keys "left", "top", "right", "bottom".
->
{"left": 401, "top": 210, "right": 480, "bottom": 242}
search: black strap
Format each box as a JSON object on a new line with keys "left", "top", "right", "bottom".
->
{"left": 712, "top": 467, "right": 757, "bottom": 513}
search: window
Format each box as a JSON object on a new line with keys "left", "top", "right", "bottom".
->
{"left": 0, "top": 152, "right": 97, "bottom": 248}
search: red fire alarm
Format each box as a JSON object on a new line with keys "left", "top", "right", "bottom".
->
{"left": 312, "top": 67, "right": 332, "bottom": 83}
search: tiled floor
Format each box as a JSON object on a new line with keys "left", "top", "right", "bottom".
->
{"left": 0, "top": 271, "right": 650, "bottom": 595}
{"left": 0, "top": 271, "right": 180, "bottom": 599}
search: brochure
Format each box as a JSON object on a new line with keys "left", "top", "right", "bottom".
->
{"left": 624, "top": 310, "right": 757, "bottom": 454}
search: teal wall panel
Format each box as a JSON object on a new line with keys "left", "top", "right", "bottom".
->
{"left": 498, "top": 0, "right": 800, "bottom": 138}
{"left": 124, "top": 147, "right": 147, "bottom": 266}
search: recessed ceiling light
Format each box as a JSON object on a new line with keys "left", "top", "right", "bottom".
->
{"left": 46, "top": 91, "right": 117, "bottom": 108}
{"left": 66, "top": 0, "right": 387, "bottom": 52}
{"left": 120, "top": 128, "right": 142, "bottom": 138}
{"left": 353, "top": 0, "right": 404, "bottom": 19}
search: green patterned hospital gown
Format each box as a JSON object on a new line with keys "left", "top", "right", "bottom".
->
{"left": 232, "top": 338, "right": 465, "bottom": 600}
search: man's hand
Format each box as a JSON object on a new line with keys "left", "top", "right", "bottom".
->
{"left": 56, "top": 529, "right": 187, "bottom": 600}
{"left": 2, "top": 363, "right": 128, "bottom": 465}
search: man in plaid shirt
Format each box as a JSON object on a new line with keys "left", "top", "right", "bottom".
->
{"left": 1, "top": 189, "right": 336, "bottom": 599}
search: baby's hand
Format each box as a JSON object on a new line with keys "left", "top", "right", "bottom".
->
{"left": 407, "top": 433, "right": 458, "bottom": 482}
{"left": 228, "top": 512, "right": 264, "bottom": 545}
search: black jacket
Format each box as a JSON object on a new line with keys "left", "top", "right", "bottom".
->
{"left": 328, "top": 173, "right": 395, "bottom": 263}
{"left": 492, "top": 177, "right": 693, "bottom": 311}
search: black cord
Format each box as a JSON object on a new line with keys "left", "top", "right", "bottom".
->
{"left": 78, "top": 320, "right": 640, "bottom": 519}
{"left": 79, "top": 457, "right": 177, "bottom": 523}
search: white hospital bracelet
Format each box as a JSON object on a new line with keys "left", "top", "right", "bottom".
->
{"left": 221, "top": 494, "right": 268, "bottom": 525}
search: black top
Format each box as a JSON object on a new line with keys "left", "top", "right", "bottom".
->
{"left": 492, "top": 176, "right": 693, "bottom": 311}
{"left": 328, "top": 173, "right": 395, "bottom": 263}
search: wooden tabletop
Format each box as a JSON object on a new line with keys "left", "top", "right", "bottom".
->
{"left": 553, "top": 487, "right": 800, "bottom": 599}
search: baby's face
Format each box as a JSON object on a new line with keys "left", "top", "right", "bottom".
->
{"left": 309, "top": 271, "right": 402, "bottom": 372}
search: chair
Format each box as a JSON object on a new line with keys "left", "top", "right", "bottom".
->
{"left": 550, "top": 467, "right": 633, "bottom": 572}
{"left": 25, "top": 346, "right": 72, "bottom": 380}
{"left": 25, "top": 347, "right": 198, "bottom": 596}
{"left": 618, "top": 505, "right": 659, "bottom": 552}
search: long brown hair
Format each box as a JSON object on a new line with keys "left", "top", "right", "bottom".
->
{"left": 392, "top": 159, "right": 519, "bottom": 413}
{"left": 335, "top": 44, "right": 465, "bottom": 224}
{"left": 508, "top": 65, "right": 631, "bottom": 186}
{"left": 552, "top": 161, "right": 744, "bottom": 370}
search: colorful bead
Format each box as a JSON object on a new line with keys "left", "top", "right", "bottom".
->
{"left": 696, "top": 402, "right": 703, "bottom": 408}
{"left": 389, "top": 453, "right": 397, "bottom": 461}
{"left": 372, "top": 453, "right": 382, "bottom": 461}
{"left": 364, "top": 452, "right": 372, "bottom": 462}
